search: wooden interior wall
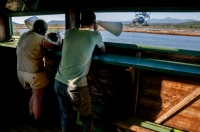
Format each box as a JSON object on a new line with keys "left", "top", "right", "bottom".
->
{"left": 2, "top": 42, "right": 200, "bottom": 131}
{"left": 88, "top": 63, "right": 135, "bottom": 116}
{"left": 136, "top": 51, "right": 200, "bottom": 132}
{"left": 0, "top": 46, "right": 62, "bottom": 125}
{"left": 138, "top": 70, "right": 200, "bottom": 131}
{"left": 142, "top": 51, "right": 200, "bottom": 64}
{"left": 87, "top": 48, "right": 200, "bottom": 132}
{"left": 0, "top": 13, "right": 6, "bottom": 41}
{"left": 44, "top": 52, "right": 136, "bottom": 117}
{"left": 0, "top": 46, "right": 25, "bottom": 120}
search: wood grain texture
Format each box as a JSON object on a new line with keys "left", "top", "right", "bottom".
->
{"left": 0, "top": 14, "right": 6, "bottom": 41}
{"left": 138, "top": 70, "right": 200, "bottom": 132}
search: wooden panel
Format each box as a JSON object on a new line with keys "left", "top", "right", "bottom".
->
{"left": 142, "top": 51, "right": 200, "bottom": 64}
{"left": 88, "top": 62, "right": 135, "bottom": 116}
{"left": 0, "top": 14, "right": 6, "bottom": 41}
{"left": 137, "top": 70, "right": 200, "bottom": 132}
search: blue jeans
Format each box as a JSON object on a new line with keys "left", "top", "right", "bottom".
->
{"left": 54, "top": 80, "right": 94, "bottom": 132}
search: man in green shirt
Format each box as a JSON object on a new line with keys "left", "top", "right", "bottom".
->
{"left": 54, "top": 10, "right": 105, "bottom": 132}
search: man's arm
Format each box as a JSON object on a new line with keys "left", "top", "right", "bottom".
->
{"left": 93, "top": 23, "right": 106, "bottom": 53}
{"left": 100, "top": 43, "right": 106, "bottom": 53}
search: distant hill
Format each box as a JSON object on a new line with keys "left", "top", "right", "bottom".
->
{"left": 47, "top": 20, "right": 65, "bottom": 25}
{"left": 148, "top": 17, "right": 197, "bottom": 23}
{"left": 12, "top": 17, "right": 199, "bottom": 26}
{"left": 172, "top": 21, "right": 200, "bottom": 28}
{"left": 179, "top": 21, "right": 200, "bottom": 24}
{"left": 12, "top": 21, "right": 65, "bottom": 25}
{"left": 12, "top": 22, "right": 24, "bottom": 25}
{"left": 12, "top": 22, "right": 19, "bottom": 24}
{"left": 121, "top": 17, "right": 199, "bottom": 24}
{"left": 122, "top": 20, "right": 200, "bottom": 29}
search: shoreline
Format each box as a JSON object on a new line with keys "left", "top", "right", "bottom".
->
{"left": 14, "top": 26, "right": 200, "bottom": 37}
{"left": 98, "top": 27, "right": 200, "bottom": 37}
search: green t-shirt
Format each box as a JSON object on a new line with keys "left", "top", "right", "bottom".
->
{"left": 55, "top": 28, "right": 103, "bottom": 87}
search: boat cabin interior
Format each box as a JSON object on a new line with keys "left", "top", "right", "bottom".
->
{"left": 0, "top": 0, "right": 200, "bottom": 131}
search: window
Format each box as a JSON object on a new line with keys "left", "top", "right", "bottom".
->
{"left": 11, "top": 12, "right": 200, "bottom": 50}
{"left": 12, "top": 14, "right": 65, "bottom": 38}
{"left": 95, "top": 12, "right": 200, "bottom": 50}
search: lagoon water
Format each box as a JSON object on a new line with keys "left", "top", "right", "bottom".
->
{"left": 18, "top": 29, "right": 200, "bottom": 51}
{"left": 100, "top": 30, "right": 200, "bottom": 51}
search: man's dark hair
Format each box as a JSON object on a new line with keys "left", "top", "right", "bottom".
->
{"left": 80, "top": 10, "right": 96, "bottom": 26}
{"left": 32, "top": 19, "right": 48, "bottom": 36}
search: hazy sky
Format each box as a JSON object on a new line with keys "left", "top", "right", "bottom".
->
{"left": 12, "top": 12, "right": 200, "bottom": 24}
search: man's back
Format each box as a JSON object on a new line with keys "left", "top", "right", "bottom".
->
{"left": 17, "top": 31, "right": 45, "bottom": 73}
{"left": 54, "top": 10, "right": 105, "bottom": 132}
{"left": 55, "top": 28, "right": 103, "bottom": 87}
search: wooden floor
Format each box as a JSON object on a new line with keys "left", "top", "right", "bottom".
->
{"left": 0, "top": 88, "right": 83, "bottom": 132}
{"left": 0, "top": 121, "right": 83, "bottom": 132}
{"left": 0, "top": 84, "right": 120, "bottom": 132}
{"left": 0, "top": 119, "right": 62, "bottom": 132}
{"left": 0, "top": 103, "right": 83, "bottom": 132}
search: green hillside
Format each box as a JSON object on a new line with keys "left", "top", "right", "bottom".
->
{"left": 124, "top": 21, "right": 200, "bottom": 30}
{"left": 150, "top": 21, "right": 200, "bottom": 29}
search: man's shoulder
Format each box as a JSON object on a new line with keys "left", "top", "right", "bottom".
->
{"left": 96, "top": 30, "right": 102, "bottom": 35}
{"left": 65, "top": 28, "right": 77, "bottom": 34}
{"left": 66, "top": 28, "right": 78, "bottom": 31}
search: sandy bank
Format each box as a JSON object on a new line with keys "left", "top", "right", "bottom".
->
{"left": 98, "top": 27, "right": 200, "bottom": 37}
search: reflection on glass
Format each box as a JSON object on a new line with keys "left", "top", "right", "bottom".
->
{"left": 4, "top": 0, "right": 39, "bottom": 12}
{"left": 5, "top": 0, "right": 18, "bottom": 11}
{"left": 5, "top": 0, "right": 25, "bottom": 11}
{"left": 12, "top": 15, "right": 66, "bottom": 38}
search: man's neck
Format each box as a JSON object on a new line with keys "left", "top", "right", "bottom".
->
{"left": 81, "top": 25, "right": 93, "bottom": 29}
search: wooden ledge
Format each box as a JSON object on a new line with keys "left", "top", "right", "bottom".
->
{"left": 92, "top": 54, "right": 200, "bottom": 77}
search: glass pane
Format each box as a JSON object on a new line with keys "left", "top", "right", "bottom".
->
{"left": 95, "top": 12, "right": 200, "bottom": 50}
{"left": 5, "top": 0, "right": 28, "bottom": 12}
{"left": 3, "top": 0, "right": 62, "bottom": 13}
{"left": 12, "top": 14, "right": 65, "bottom": 38}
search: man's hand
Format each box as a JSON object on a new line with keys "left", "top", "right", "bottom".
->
{"left": 56, "top": 32, "right": 61, "bottom": 39}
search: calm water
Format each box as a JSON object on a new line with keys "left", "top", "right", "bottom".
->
{"left": 18, "top": 29, "right": 200, "bottom": 51}
{"left": 100, "top": 30, "right": 200, "bottom": 51}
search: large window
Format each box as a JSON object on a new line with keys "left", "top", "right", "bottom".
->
{"left": 11, "top": 12, "right": 200, "bottom": 50}
{"left": 12, "top": 14, "right": 65, "bottom": 37}
{"left": 95, "top": 12, "right": 200, "bottom": 50}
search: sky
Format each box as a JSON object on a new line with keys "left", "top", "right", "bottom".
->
{"left": 12, "top": 12, "right": 200, "bottom": 24}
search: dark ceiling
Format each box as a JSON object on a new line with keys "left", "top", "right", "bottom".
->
{"left": 1, "top": 0, "right": 200, "bottom": 16}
